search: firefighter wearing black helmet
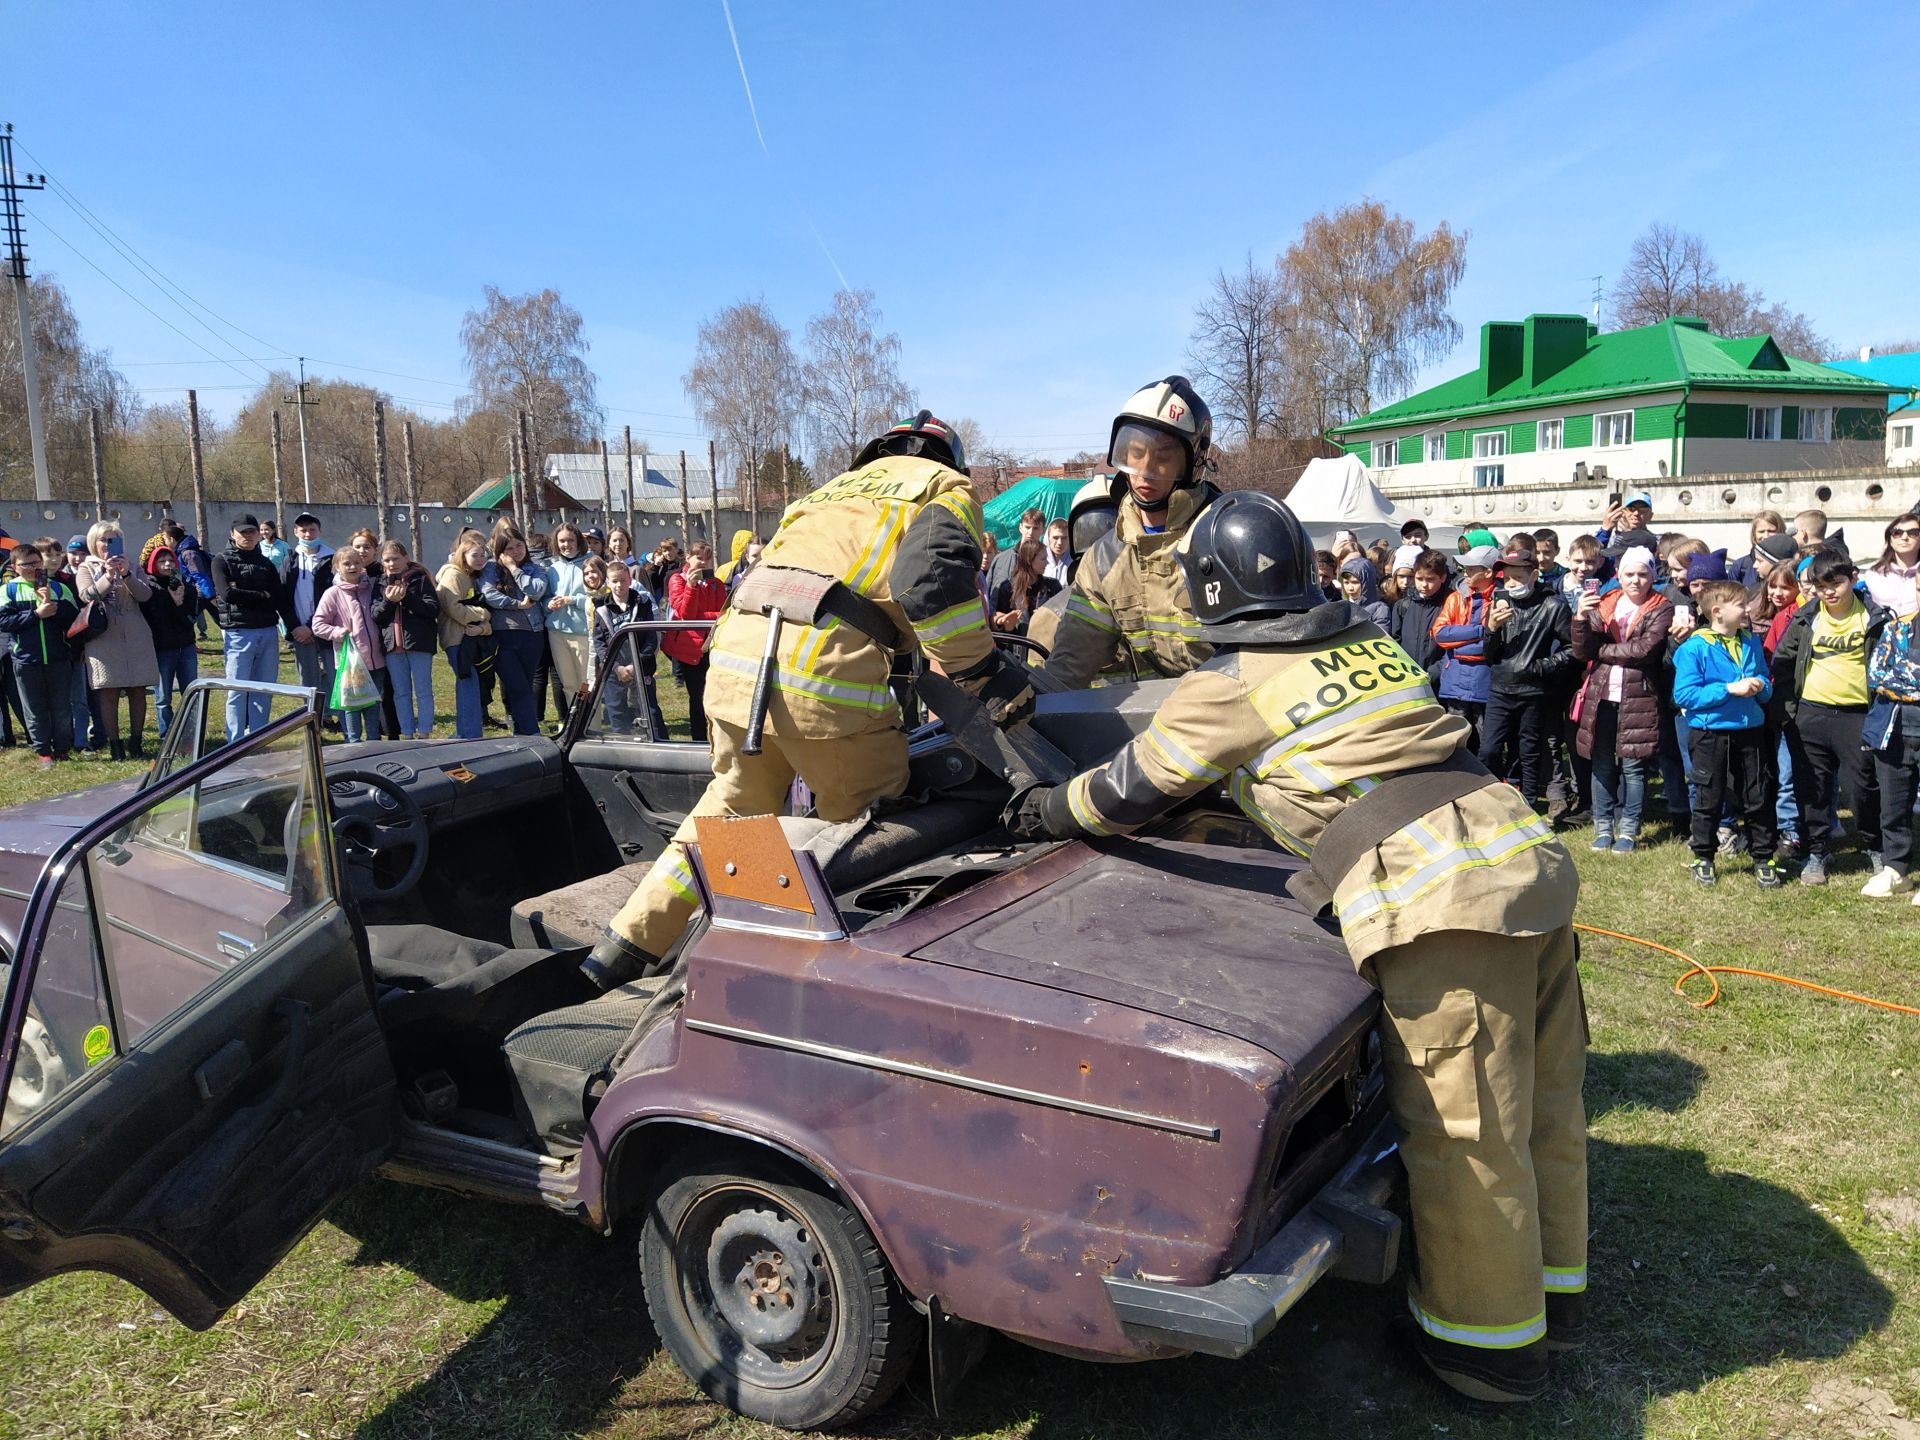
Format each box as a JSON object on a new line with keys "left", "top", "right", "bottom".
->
{"left": 1005, "top": 490, "right": 1587, "bottom": 1408}
{"left": 585, "top": 412, "right": 1033, "bottom": 986}
{"left": 1041, "top": 376, "right": 1220, "bottom": 688}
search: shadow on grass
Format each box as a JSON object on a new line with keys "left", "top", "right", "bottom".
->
{"left": 326, "top": 1179, "right": 663, "bottom": 1440}
{"left": 913, "top": 1049, "right": 1896, "bottom": 1440}
{"left": 315, "top": 1049, "right": 1893, "bottom": 1439}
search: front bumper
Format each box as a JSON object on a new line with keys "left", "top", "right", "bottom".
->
{"left": 1101, "top": 1113, "right": 1403, "bottom": 1358}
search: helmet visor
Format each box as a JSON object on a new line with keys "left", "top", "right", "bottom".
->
{"left": 1107, "top": 422, "right": 1190, "bottom": 485}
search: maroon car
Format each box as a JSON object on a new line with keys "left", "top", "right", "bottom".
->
{"left": 0, "top": 635, "right": 1401, "bottom": 1431}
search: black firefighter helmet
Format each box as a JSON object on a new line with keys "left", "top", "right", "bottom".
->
{"left": 851, "top": 410, "right": 969, "bottom": 475}
{"left": 1180, "top": 490, "right": 1322, "bottom": 627}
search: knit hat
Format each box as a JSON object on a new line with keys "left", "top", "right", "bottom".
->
{"left": 1684, "top": 548, "right": 1729, "bottom": 584}
{"left": 1756, "top": 532, "right": 1800, "bottom": 565}
{"left": 1391, "top": 543, "right": 1425, "bottom": 573}
{"left": 1462, "top": 527, "right": 1498, "bottom": 549}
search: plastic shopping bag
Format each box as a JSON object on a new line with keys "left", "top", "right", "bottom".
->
{"left": 329, "top": 639, "right": 381, "bottom": 712}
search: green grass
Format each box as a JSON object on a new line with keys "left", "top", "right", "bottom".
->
{"left": 3, "top": 699, "right": 1920, "bottom": 1438}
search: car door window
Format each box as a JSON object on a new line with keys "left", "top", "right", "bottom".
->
{"left": 3, "top": 726, "right": 337, "bottom": 1135}
{"left": 583, "top": 624, "right": 710, "bottom": 745}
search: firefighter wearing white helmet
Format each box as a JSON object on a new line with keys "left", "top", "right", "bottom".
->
{"left": 1042, "top": 376, "right": 1220, "bottom": 688}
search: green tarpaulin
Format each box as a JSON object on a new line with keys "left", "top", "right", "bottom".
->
{"left": 982, "top": 475, "right": 1088, "bottom": 547}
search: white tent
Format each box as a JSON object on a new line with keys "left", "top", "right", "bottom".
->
{"left": 1284, "top": 454, "right": 1460, "bottom": 550}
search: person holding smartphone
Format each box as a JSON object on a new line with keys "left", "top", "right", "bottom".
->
{"left": 76, "top": 521, "right": 160, "bottom": 760}
{"left": 0, "top": 544, "right": 79, "bottom": 766}
{"left": 1570, "top": 547, "right": 1672, "bottom": 853}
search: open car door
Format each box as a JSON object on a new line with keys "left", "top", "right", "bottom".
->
{"left": 0, "top": 686, "right": 396, "bottom": 1329}
{"left": 565, "top": 619, "right": 717, "bottom": 863}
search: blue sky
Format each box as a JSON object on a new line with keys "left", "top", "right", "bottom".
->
{"left": 9, "top": 0, "right": 1918, "bottom": 461}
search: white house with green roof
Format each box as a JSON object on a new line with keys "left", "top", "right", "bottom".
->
{"left": 1329, "top": 314, "right": 1894, "bottom": 491}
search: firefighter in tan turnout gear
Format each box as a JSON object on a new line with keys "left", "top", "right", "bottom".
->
{"left": 1042, "top": 376, "right": 1221, "bottom": 688}
{"left": 1006, "top": 490, "right": 1587, "bottom": 1406}
{"left": 584, "top": 413, "right": 1031, "bottom": 986}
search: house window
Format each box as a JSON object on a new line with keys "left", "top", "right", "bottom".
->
{"left": 1537, "top": 418, "right": 1563, "bottom": 451}
{"left": 1425, "top": 432, "right": 1445, "bottom": 463}
{"left": 1798, "top": 407, "right": 1833, "bottom": 443}
{"left": 1472, "top": 430, "right": 1505, "bottom": 487}
{"left": 1371, "top": 439, "right": 1397, "bottom": 468}
{"left": 1595, "top": 411, "right": 1633, "bottom": 447}
{"left": 1894, "top": 423, "right": 1916, "bottom": 450}
{"left": 1748, "top": 406, "right": 1781, "bottom": 441}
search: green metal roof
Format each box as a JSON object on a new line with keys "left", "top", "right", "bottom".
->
{"left": 460, "top": 474, "right": 515, "bottom": 509}
{"left": 1330, "top": 315, "right": 1895, "bottom": 436}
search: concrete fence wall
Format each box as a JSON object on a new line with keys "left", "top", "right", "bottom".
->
{"left": 1384, "top": 466, "right": 1920, "bottom": 553}
{"left": 0, "top": 499, "right": 760, "bottom": 554}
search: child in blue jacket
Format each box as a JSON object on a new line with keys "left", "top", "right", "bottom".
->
{"left": 1671, "top": 579, "right": 1779, "bottom": 887}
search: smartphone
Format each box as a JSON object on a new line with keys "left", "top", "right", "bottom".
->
{"left": 1607, "top": 492, "right": 1622, "bottom": 509}
{"left": 104, "top": 536, "right": 124, "bottom": 560}
{"left": 1582, "top": 578, "right": 1601, "bottom": 597}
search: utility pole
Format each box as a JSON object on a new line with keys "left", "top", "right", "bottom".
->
{"left": 515, "top": 410, "right": 534, "bottom": 532}
{"left": 678, "top": 449, "right": 689, "bottom": 547}
{"left": 622, "top": 425, "right": 635, "bottom": 535}
{"left": 707, "top": 439, "right": 720, "bottom": 547}
{"left": 402, "top": 419, "right": 421, "bottom": 557}
{"left": 599, "top": 438, "right": 613, "bottom": 531}
{"left": 186, "top": 389, "right": 208, "bottom": 545}
{"left": 282, "top": 357, "right": 318, "bottom": 504}
{"left": 372, "top": 400, "right": 389, "bottom": 540}
{"left": 87, "top": 406, "right": 106, "bottom": 519}
{"left": 2, "top": 124, "right": 51, "bottom": 500}
{"left": 269, "top": 409, "right": 287, "bottom": 533}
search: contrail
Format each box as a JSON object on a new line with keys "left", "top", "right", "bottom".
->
{"left": 718, "top": 0, "right": 850, "bottom": 290}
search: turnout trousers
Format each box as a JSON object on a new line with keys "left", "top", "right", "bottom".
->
{"left": 1369, "top": 924, "right": 1588, "bottom": 1403}
{"left": 607, "top": 714, "right": 910, "bottom": 959}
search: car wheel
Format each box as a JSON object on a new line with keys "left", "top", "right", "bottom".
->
{"left": 7, "top": 1012, "right": 70, "bottom": 1121}
{"left": 640, "top": 1148, "right": 922, "bottom": 1430}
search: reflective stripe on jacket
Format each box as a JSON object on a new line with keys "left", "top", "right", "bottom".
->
{"left": 1042, "top": 484, "right": 1216, "bottom": 688}
{"left": 1051, "top": 617, "right": 1577, "bottom": 964}
{"left": 702, "top": 455, "right": 994, "bottom": 739}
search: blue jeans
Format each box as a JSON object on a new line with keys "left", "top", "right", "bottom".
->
{"left": 493, "top": 629, "right": 545, "bottom": 737}
{"left": 387, "top": 650, "right": 436, "bottom": 735}
{"left": 154, "top": 645, "right": 198, "bottom": 737}
{"left": 223, "top": 626, "right": 279, "bottom": 740}
{"left": 1775, "top": 732, "right": 1799, "bottom": 833}
{"left": 69, "top": 663, "right": 94, "bottom": 748}
{"left": 447, "top": 642, "right": 484, "bottom": 739}
{"left": 1588, "top": 701, "right": 1647, "bottom": 839}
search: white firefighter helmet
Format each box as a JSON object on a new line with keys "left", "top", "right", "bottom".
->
{"left": 1106, "top": 376, "right": 1213, "bottom": 497}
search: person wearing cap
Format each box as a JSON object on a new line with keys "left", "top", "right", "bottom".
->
{"left": 281, "top": 512, "right": 337, "bottom": 724}
{"left": 1728, "top": 511, "right": 1788, "bottom": 589}
{"left": 1430, "top": 543, "right": 1503, "bottom": 746}
{"left": 1400, "top": 518, "right": 1430, "bottom": 548}
{"left": 212, "top": 514, "right": 299, "bottom": 741}
{"left": 1043, "top": 376, "right": 1220, "bottom": 688}
{"left": 1597, "top": 492, "right": 1654, "bottom": 553}
{"left": 1481, "top": 543, "right": 1576, "bottom": 814}
{"left": 582, "top": 526, "right": 607, "bottom": 559}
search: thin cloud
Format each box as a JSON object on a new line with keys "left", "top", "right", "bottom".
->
{"left": 718, "top": 0, "right": 849, "bottom": 290}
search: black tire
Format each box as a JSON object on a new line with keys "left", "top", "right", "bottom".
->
{"left": 640, "top": 1147, "right": 922, "bottom": 1430}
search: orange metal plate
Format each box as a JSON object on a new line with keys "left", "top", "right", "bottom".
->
{"left": 693, "top": 814, "right": 815, "bottom": 914}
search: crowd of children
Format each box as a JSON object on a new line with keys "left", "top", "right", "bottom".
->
{"left": 1327, "top": 499, "right": 1920, "bottom": 900}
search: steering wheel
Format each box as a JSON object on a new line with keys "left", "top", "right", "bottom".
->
{"left": 329, "top": 767, "right": 430, "bottom": 902}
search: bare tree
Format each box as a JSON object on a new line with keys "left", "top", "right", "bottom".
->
{"left": 800, "top": 289, "right": 912, "bottom": 478}
{"left": 948, "top": 417, "right": 986, "bottom": 471}
{"left": 1277, "top": 201, "right": 1468, "bottom": 429}
{"left": 459, "top": 286, "right": 601, "bottom": 476}
{"left": 1188, "top": 254, "right": 1288, "bottom": 444}
{"left": 0, "top": 273, "right": 138, "bottom": 498}
{"left": 684, "top": 298, "right": 798, "bottom": 508}
{"left": 1608, "top": 224, "right": 1829, "bottom": 357}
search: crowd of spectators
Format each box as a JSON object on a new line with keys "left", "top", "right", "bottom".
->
{"left": 0, "top": 510, "right": 769, "bottom": 764}
{"left": 1354, "top": 496, "right": 1920, "bottom": 898}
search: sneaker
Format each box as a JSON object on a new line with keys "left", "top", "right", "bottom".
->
{"left": 1589, "top": 831, "right": 1614, "bottom": 853}
{"left": 1801, "top": 853, "right": 1829, "bottom": 886}
{"left": 1691, "top": 859, "right": 1718, "bottom": 887}
{"left": 1611, "top": 835, "right": 1637, "bottom": 854}
{"left": 1756, "top": 861, "right": 1785, "bottom": 890}
{"left": 1860, "top": 866, "right": 1912, "bottom": 898}
{"left": 1869, "top": 849, "right": 1885, "bottom": 873}
{"left": 33, "top": 755, "right": 53, "bottom": 771}
{"left": 1716, "top": 826, "right": 1738, "bottom": 856}
{"left": 1777, "top": 830, "right": 1803, "bottom": 862}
